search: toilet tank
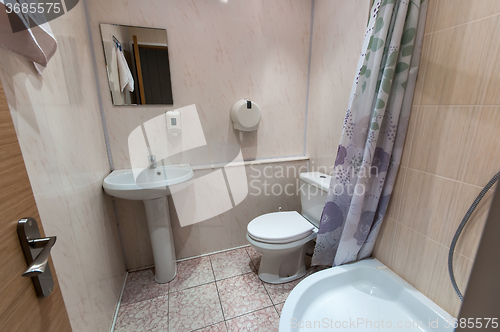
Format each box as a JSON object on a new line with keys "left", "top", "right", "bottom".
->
{"left": 299, "top": 172, "right": 331, "bottom": 227}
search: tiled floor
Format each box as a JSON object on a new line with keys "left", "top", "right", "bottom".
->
{"left": 114, "top": 246, "right": 325, "bottom": 332}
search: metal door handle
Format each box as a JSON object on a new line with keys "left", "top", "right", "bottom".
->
{"left": 17, "top": 218, "right": 56, "bottom": 297}
{"left": 22, "top": 236, "right": 56, "bottom": 277}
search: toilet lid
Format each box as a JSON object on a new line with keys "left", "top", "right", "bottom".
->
{"left": 247, "top": 211, "right": 314, "bottom": 244}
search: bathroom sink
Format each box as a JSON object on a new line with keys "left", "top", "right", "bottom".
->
{"left": 103, "top": 164, "right": 194, "bottom": 200}
{"left": 103, "top": 163, "right": 194, "bottom": 284}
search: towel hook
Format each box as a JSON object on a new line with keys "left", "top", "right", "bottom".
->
{"left": 112, "top": 35, "right": 122, "bottom": 51}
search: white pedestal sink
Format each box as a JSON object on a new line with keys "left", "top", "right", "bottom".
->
{"left": 102, "top": 164, "right": 194, "bottom": 283}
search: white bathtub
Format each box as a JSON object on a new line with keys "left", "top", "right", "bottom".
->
{"left": 280, "top": 259, "right": 455, "bottom": 331}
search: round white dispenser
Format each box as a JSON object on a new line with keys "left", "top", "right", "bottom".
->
{"left": 230, "top": 99, "right": 261, "bottom": 132}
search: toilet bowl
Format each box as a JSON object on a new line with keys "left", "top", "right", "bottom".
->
{"left": 247, "top": 172, "right": 330, "bottom": 284}
{"left": 247, "top": 211, "right": 318, "bottom": 284}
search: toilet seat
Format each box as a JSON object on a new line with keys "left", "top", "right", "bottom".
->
{"left": 247, "top": 211, "right": 314, "bottom": 244}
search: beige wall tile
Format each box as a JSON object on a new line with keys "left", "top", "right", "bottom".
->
{"left": 386, "top": 167, "right": 407, "bottom": 220}
{"left": 423, "top": 0, "right": 438, "bottom": 35}
{"left": 412, "top": 35, "right": 432, "bottom": 106}
{"left": 390, "top": 222, "right": 426, "bottom": 288}
{"left": 414, "top": 237, "right": 472, "bottom": 317}
{"left": 376, "top": 1, "right": 500, "bottom": 320}
{"left": 372, "top": 217, "right": 397, "bottom": 268}
{"left": 461, "top": 107, "right": 500, "bottom": 186}
{"left": 306, "top": 0, "right": 370, "bottom": 171}
{"left": 400, "top": 106, "right": 418, "bottom": 167}
{"left": 470, "top": 15, "right": 500, "bottom": 105}
{"left": 390, "top": 221, "right": 469, "bottom": 316}
{"left": 430, "top": 0, "right": 500, "bottom": 33}
{"left": 399, "top": 169, "right": 461, "bottom": 246}
{"left": 408, "top": 106, "right": 474, "bottom": 180}
{"left": 420, "top": 20, "right": 486, "bottom": 105}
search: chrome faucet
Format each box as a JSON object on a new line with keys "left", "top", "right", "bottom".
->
{"left": 148, "top": 155, "right": 157, "bottom": 169}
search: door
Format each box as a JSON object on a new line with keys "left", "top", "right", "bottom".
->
{"left": 137, "top": 45, "right": 174, "bottom": 105}
{"left": 0, "top": 80, "right": 72, "bottom": 330}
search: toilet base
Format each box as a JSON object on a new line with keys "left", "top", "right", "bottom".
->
{"left": 247, "top": 232, "right": 317, "bottom": 284}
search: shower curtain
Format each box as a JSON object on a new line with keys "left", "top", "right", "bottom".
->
{"left": 312, "top": 0, "right": 428, "bottom": 266}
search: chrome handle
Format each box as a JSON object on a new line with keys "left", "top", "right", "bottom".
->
{"left": 17, "top": 218, "right": 56, "bottom": 297}
{"left": 22, "top": 236, "right": 56, "bottom": 277}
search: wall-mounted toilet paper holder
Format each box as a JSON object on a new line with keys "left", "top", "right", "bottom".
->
{"left": 230, "top": 99, "right": 261, "bottom": 132}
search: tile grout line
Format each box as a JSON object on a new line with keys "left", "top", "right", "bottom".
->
{"left": 81, "top": 0, "right": 114, "bottom": 170}
{"left": 244, "top": 246, "right": 258, "bottom": 274}
{"left": 302, "top": 0, "right": 316, "bottom": 157}
{"left": 177, "top": 244, "right": 252, "bottom": 263}
{"left": 110, "top": 272, "right": 128, "bottom": 332}
{"left": 424, "top": 11, "right": 500, "bottom": 36}
{"left": 245, "top": 249, "right": 280, "bottom": 317}
{"left": 257, "top": 270, "right": 277, "bottom": 307}
{"left": 124, "top": 247, "right": 287, "bottom": 331}
{"left": 394, "top": 165, "right": 408, "bottom": 223}
{"left": 405, "top": 166, "right": 493, "bottom": 190}
{"left": 423, "top": 0, "right": 437, "bottom": 36}
{"left": 228, "top": 247, "right": 279, "bottom": 320}
{"left": 225, "top": 305, "right": 276, "bottom": 323}
{"left": 127, "top": 245, "right": 252, "bottom": 273}
{"left": 242, "top": 247, "right": 279, "bottom": 307}
{"left": 123, "top": 269, "right": 261, "bottom": 306}
{"left": 393, "top": 219, "right": 474, "bottom": 261}
{"left": 126, "top": 247, "right": 281, "bottom": 330}
{"left": 169, "top": 271, "right": 256, "bottom": 296}
{"left": 209, "top": 255, "right": 227, "bottom": 324}
{"left": 275, "top": 301, "right": 285, "bottom": 317}
{"left": 167, "top": 281, "right": 170, "bottom": 332}
{"left": 412, "top": 18, "right": 432, "bottom": 107}
{"left": 191, "top": 321, "right": 226, "bottom": 332}
{"left": 273, "top": 304, "right": 281, "bottom": 318}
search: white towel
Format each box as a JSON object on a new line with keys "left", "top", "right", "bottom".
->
{"left": 117, "top": 49, "right": 134, "bottom": 93}
{"left": 0, "top": 0, "right": 57, "bottom": 74}
{"left": 109, "top": 45, "right": 120, "bottom": 91}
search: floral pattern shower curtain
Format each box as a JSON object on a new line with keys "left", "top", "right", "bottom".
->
{"left": 312, "top": 0, "right": 428, "bottom": 266}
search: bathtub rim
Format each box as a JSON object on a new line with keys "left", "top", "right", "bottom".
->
{"left": 279, "top": 258, "right": 455, "bottom": 331}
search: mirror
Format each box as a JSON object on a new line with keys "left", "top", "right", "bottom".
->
{"left": 99, "top": 23, "right": 174, "bottom": 106}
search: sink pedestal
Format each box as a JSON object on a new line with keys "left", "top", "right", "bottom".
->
{"left": 102, "top": 164, "right": 194, "bottom": 284}
{"left": 143, "top": 196, "right": 176, "bottom": 283}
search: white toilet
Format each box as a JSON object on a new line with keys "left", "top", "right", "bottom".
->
{"left": 246, "top": 172, "right": 330, "bottom": 284}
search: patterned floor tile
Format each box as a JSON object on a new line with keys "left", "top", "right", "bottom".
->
{"left": 263, "top": 278, "right": 302, "bottom": 305}
{"left": 210, "top": 248, "right": 253, "bottom": 280}
{"left": 245, "top": 246, "right": 262, "bottom": 273}
{"left": 169, "top": 282, "right": 224, "bottom": 332}
{"left": 121, "top": 269, "right": 169, "bottom": 304}
{"left": 217, "top": 273, "right": 273, "bottom": 319}
{"left": 274, "top": 303, "right": 284, "bottom": 317}
{"left": 194, "top": 321, "right": 228, "bottom": 332}
{"left": 169, "top": 256, "right": 215, "bottom": 293}
{"left": 226, "top": 307, "right": 279, "bottom": 332}
{"left": 115, "top": 295, "right": 168, "bottom": 331}
{"left": 115, "top": 249, "right": 327, "bottom": 332}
